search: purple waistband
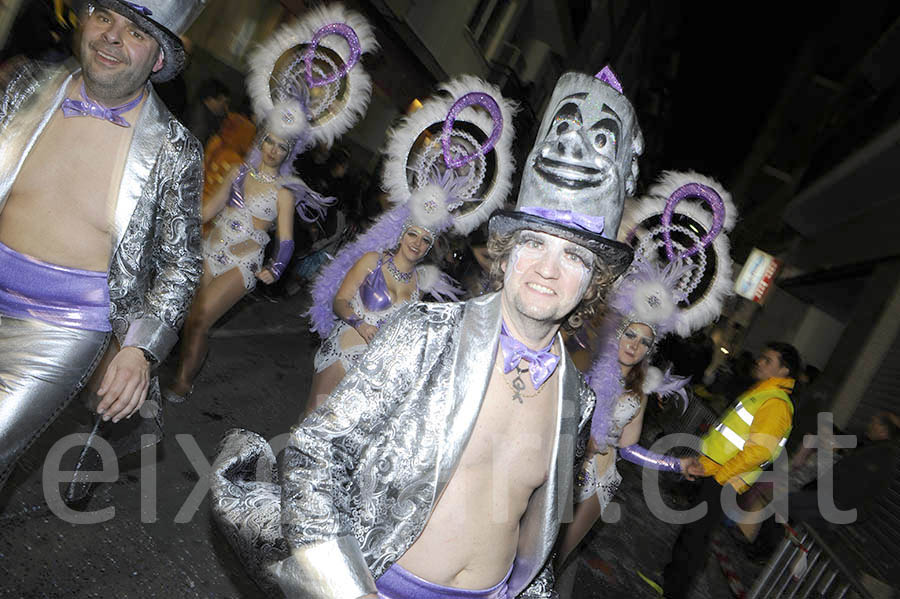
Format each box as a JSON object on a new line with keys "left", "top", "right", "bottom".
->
{"left": 0, "top": 240, "right": 111, "bottom": 332}
{"left": 376, "top": 563, "right": 512, "bottom": 599}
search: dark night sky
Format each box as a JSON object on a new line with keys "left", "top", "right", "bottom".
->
{"left": 658, "top": 5, "right": 835, "bottom": 184}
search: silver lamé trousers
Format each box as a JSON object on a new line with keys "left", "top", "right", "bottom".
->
{"left": 0, "top": 315, "right": 109, "bottom": 489}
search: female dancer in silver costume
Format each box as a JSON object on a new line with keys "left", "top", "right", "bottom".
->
{"left": 307, "top": 224, "right": 436, "bottom": 412}
{"left": 164, "top": 4, "right": 378, "bottom": 402}
{"left": 165, "top": 130, "right": 321, "bottom": 401}
{"left": 304, "top": 75, "right": 518, "bottom": 414}
{"left": 557, "top": 172, "right": 737, "bottom": 566}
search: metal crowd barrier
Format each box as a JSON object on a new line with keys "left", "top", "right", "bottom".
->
{"left": 750, "top": 448, "right": 900, "bottom": 598}
{"left": 748, "top": 523, "right": 874, "bottom": 599}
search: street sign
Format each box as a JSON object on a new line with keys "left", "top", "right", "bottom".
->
{"left": 735, "top": 248, "right": 782, "bottom": 304}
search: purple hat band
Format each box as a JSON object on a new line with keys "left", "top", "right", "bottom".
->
{"left": 521, "top": 207, "right": 605, "bottom": 235}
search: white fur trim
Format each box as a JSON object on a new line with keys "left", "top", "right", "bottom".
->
{"left": 245, "top": 3, "right": 377, "bottom": 148}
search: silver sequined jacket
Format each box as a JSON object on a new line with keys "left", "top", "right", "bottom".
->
{"left": 275, "top": 292, "right": 594, "bottom": 598}
{"left": 0, "top": 61, "right": 202, "bottom": 367}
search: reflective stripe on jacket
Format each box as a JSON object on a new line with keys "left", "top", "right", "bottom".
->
{"left": 700, "top": 378, "right": 795, "bottom": 485}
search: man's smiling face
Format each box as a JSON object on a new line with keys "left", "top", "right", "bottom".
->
{"left": 80, "top": 5, "right": 163, "bottom": 103}
{"left": 501, "top": 230, "right": 594, "bottom": 325}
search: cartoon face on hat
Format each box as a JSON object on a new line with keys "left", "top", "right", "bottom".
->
{"left": 489, "top": 69, "right": 642, "bottom": 273}
{"left": 519, "top": 71, "right": 643, "bottom": 237}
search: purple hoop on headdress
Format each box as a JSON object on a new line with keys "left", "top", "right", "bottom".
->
{"left": 661, "top": 183, "right": 726, "bottom": 261}
{"left": 302, "top": 22, "right": 362, "bottom": 88}
{"left": 441, "top": 92, "right": 503, "bottom": 169}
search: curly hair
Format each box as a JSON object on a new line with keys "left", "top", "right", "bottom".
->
{"left": 486, "top": 230, "right": 617, "bottom": 330}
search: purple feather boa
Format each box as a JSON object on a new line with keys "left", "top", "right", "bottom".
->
{"left": 307, "top": 204, "right": 411, "bottom": 337}
{"left": 584, "top": 313, "right": 627, "bottom": 450}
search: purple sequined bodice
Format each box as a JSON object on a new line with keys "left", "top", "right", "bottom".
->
{"left": 359, "top": 258, "right": 393, "bottom": 312}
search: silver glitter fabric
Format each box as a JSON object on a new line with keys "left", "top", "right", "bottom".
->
{"left": 575, "top": 393, "right": 642, "bottom": 507}
{"left": 0, "top": 316, "right": 109, "bottom": 489}
{"left": 211, "top": 293, "right": 595, "bottom": 598}
{"left": 0, "top": 61, "right": 203, "bottom": 424}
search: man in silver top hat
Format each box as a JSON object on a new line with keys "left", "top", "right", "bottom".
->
{"left": 0, "top": 0, "right": 207, "bottom": 491}
{"left": 246, "top": 67, "right": 642, "bottom": 599}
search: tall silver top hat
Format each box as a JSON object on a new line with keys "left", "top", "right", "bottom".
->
{"left": 84, "top": 0, "right": 208, "bottom": 82}
{"left": 489, "top": 67, "right": 643, "bottom": 274}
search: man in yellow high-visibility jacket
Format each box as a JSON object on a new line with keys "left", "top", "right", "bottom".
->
{"left": 664, "top": 341, "right": 800, "bottom": 599}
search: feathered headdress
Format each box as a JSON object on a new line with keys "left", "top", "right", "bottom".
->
{"left": 246, "top": 3, "right": 377, "bottom": 151}
{"left": 241, "top": 3, "right": 377, "bottom": 220}
{"left": 307, "top": 75, "right": 518, "bottom": 337}
{"left": 586, "top": 171, "right": 737, "bottom": 447}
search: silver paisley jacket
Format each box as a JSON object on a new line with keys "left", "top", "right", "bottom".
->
{"left": 0, "top": 61, "right": 203, "bottom": 402}
{"left": 279, "top": 292, "right": 595, "bottom": 598}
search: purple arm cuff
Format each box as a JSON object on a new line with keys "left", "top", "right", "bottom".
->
{"left": 619, "top": 444, "right": 682, "bottom": 473}
{"left": 343, "top": 314, "right": 362, "bottom": 328}
{"left": 269, "top": 239, "right": 295, "bottom": 281}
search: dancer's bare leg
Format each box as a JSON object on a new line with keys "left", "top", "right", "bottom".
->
{"left": 555, "top": 450, "right": 616, "bottom": 569}
{"left": 304, "top": 360, "right": 346, "bottom": 418}
{"left": 556, "top": 493, "right": 603, "bottom": 570}
{"left": 170, "top": 265, "right": 246, "bottom": 395}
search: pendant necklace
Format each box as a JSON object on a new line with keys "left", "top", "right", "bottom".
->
{"left": 497, "top": 363, "right": 540, "bottom": 403}
{"left": 386, "top": 254, "right": 414, "bottom": 283}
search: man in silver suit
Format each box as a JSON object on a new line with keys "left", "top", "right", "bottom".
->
{"left": 211, "top": 68, "right": 643, "bottom": 598}
{"left": 0, "top": 0, "right": 206, "bottom": 490}
{"left": 277, "top": 69, "right": 642, "bottom": 599}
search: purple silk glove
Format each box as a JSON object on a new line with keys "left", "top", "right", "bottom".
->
{"left": 619, "top": 444, "right": 682, "bottom": 473}
{"left": 268, "top": 239, "right": 295, "bottom": 281}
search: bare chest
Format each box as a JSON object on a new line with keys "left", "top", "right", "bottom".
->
{"left": 10, "top": 110, "right": 134, "bottom": 229}
{"left": 455, "top": 362, "right": 560, "bottom": 490}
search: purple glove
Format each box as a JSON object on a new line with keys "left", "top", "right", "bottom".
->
{"left": 268, "top": 239, "right": 295, "bottom": 281}
{"left": 619, "top": 444, "right": 682, "bottom": 473}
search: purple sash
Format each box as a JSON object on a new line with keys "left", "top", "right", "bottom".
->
{"left": 376, "top": 563, "right": 512, "bottom": 599}
{"left": 0, "top": 240, "right": 111, "bottom": 332}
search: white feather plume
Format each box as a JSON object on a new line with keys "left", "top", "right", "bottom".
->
{"left": 642, "top": 366, "right": 663, "bottom": 395}
{"left": 619, "top": 170, "right": 737, "bottom": 337}
{"left": 381, "top": 75, "right": 518, "bottom": 236}
{"left": 407, "top": 183, "right": 452, "bottom": 233}
{"left": 631, "top": 279, "right": 677, "bottom": 326}
{"left": 267, "top": 98, "right": 308, "bottom": 139}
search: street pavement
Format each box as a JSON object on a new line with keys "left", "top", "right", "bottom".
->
{"left": 0, "top": 288, "right": 760, "bottom": 598}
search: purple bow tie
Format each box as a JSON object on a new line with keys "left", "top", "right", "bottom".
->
{"left": 60, "top": 83, "right": 145, "bottom": 128}
{"left": 499, "top": 322, "right": 560, "bottom": 389}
